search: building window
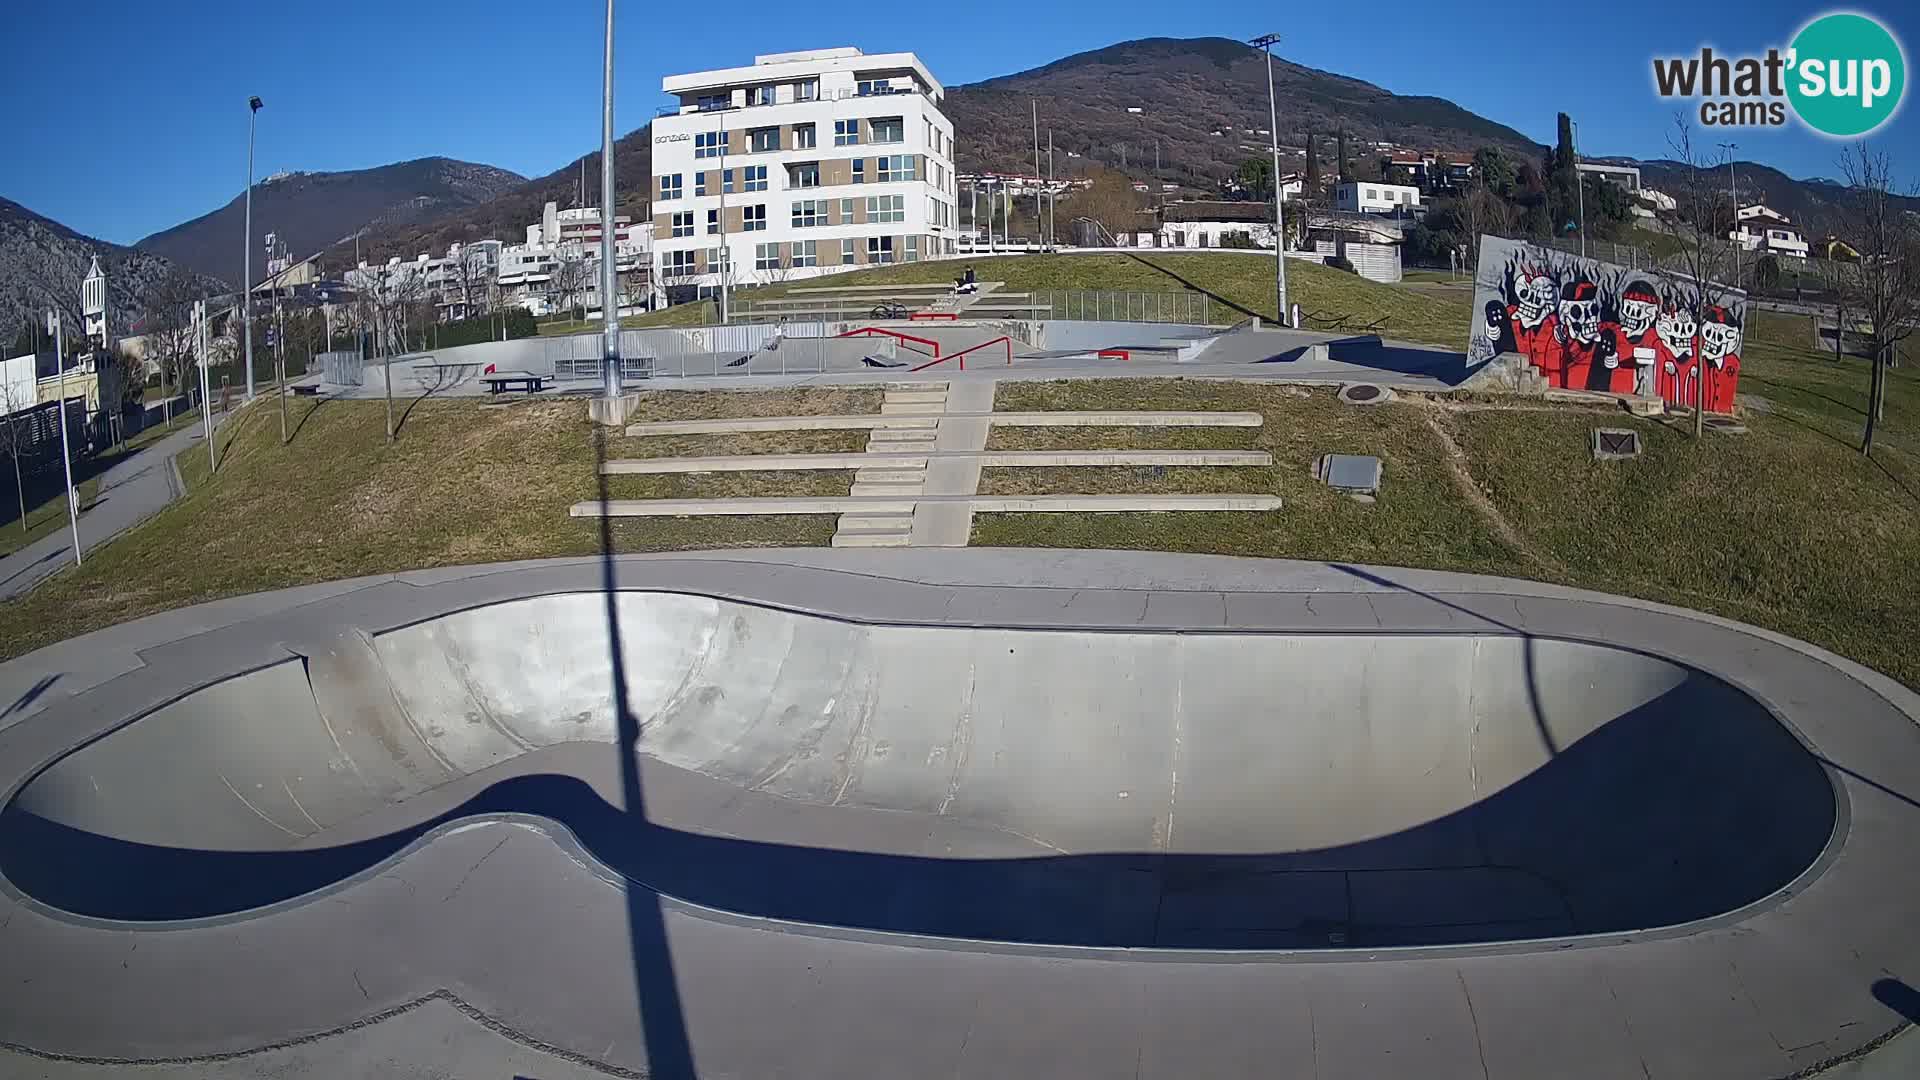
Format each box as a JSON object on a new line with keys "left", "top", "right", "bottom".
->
{"left": 749, "top": 127, "right": 779, "bottom": 153}
{"left": 856, "top": 78, "right": 893, "bottom": 96}
{"left": 790, "top": 163, "right": 820, "bottom": 188}
{"left": 663, "top": 250, "right": 697, "bottom": 276}
{"left": 706, "top": 246, "right": 730, "bottom": 273}
{"left": 792, "top": 200, "right": 826, "bottom": 228}
{"left": 904, "top": 235, "right": 919, "bottom": 262}
{"left": 867, "top": 194, "right": 904, "bottom": 223}
{"left": 707, "top": 209, "right": 720, "bottom": 235}
{"left": 840, "top": 198, "right": 856, "bottom": 223}
{"left": 659, "top": 174, "right": 682, "bottom": 200}
{"left": 695, "top": 172, "right": 707, "bottom": 196}
{"left": 670, "top": 211, "right": 694, "bottom": 238}
{"left": 722, "top": 168, "right": 734, "bottom": 194}
{"left": 791, "top": 239, "right": 817, "bottom": 267}
{"left": 795, "top": 79, "right": 818, "bottom": 102}
{"left": 871, "top": 116, "right": 904, "bottom": 144}
{"left": 794, "top": 123, "right": 816, "bottom": 150}
{"left": 696, "top": 93, "right": 728, "bottom": 112}
{"left": 877, "top": 155, "right": 916, "bottom": 182}
{"left": 742, "top": 205, "right": 766, "bottom": 231}
{"left": 852, "top": 159, "right": 864, "bottom": 184}
{"left": 755, "top": 242, "right": 782, "bottom": 271}
{"left": 868, "top": 235, "right": 895, "bottom": 263}
{"left": 694, "top": 131, "right": 724, "bottom": 159}
{"left": 833, "top": 119, "right": 860, "bottom": 146}
{"left": 747, "top": 84, "right": 775, "bottom": 107}
{"left": 742, "top": 165, "right": 767, "bottom": 192}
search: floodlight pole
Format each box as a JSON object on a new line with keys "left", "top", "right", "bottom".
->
{"left": 600, "top": 0, "right": 622, "bottom": 397}
{"left": 47, "top": 311, "right": 80, "bottom": 565}
{"left": 1251, "top": 33, "right": 1289, "bottom": 326}
{"left": 244, "top": 96, "right": 262, "bottom": 400}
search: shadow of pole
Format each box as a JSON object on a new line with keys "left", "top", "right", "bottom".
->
{"left": 1874, "top": 978, "right": 1920, "bottom": 1023}
{"left": 1123, "top": 253, "right": 1267, "bottom": 323}
{"left": 1327, "top": 563, "right": 1559, "bottom": 756}
{"left": 594, "top": 420, "right": 698, "bottom": 1078}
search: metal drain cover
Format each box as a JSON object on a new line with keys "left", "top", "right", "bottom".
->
{"left": 1592, "top": 428, "right": 1643, "bottom": 461}
{"left": 1317, "top": 454, "right": 1383, "bottom": 493}
{"left": 1337, "top": 383, "right": 1395, "bottom": 406}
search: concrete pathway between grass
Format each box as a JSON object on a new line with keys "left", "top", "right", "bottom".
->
{"left": 0, "top": 415, "right": 222, "bottom": 601}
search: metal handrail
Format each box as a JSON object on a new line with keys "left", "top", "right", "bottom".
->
{"left": 910, "top": 335, "right": 1011, "bottom": 372}
{"left": 836, "top": 325, "right": 939, "bottom": 357}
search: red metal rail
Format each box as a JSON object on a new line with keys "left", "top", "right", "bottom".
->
{"left": 909, "top": 335, "right": 1013, "bottom": 372}
{"left": 836, "top": 325, "right": 940, "bottom": 357}
{"left": 910, "top": 312, "right": 959, "bottom": 321}
{"left": 1097, "top": 348, "right": 1132, "bottom": 360}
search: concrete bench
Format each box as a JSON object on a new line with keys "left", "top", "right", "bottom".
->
{"left": 483, "top": 371, "right": 546, "bottom": 394}
{"left": 290, "top": 382, "right": 324, "bottom": 396}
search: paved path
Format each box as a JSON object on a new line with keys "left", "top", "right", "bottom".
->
{"left": 0, "top": 414, "right": 223, "bottom": 601}
{"left": 0, "top": 550, "right": 1915, "bottom": 1078}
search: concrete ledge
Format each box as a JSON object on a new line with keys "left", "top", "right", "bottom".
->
{"left": 983, "top": 410, "right": 1264, "bottom": 428}
{"left": 626, "top": 412, "right": 1262, "bottom": 436}
{"left": 587, "top": 393, "right": 643, "bottom": 427}
{"left": 572, "top": 494, "right": 1281, "bottom": 517}
{"left": 599, "top": 450, "right": 1272, "bottom": 474}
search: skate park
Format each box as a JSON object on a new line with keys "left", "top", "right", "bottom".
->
{"left": 1, "top": 548, "right": 1916, "bottom": 1078}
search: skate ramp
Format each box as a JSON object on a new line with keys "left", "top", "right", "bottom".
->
{"left": 0, "top": 592, "right": 1834, "bottom": 946}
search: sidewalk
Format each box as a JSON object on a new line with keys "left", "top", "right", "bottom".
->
{"left": 0, "top": 413, "right": 227, "bottom": 602}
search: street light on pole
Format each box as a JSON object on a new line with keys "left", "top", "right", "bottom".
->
{"left": 244, "top": 96, "right": 262, "bottom": 400}
{"left": 1250, "top": 33, "right": 1289, "bottom": 327}
{"left": 599, "top": 0, "right": 623, "bottom": 398}
{"left": 46, "top": 310, "right": 80, "bottom": 566}
{"left": 1718, "top": 141, "right": 1740, "bottom": 285}
{"left": 1571, "top": 119, "right": 1587, "bottom": 259}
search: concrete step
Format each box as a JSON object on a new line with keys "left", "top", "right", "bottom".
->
{"left": 850, "top": 481, "right": 925, "bottom": 497}
{"left": 831, "top": 530, "right": 914, "bottom": 548}
{"left": 572, "top": 494, "right": 1280, "bottom": 518}
{"left": 835, "top": 514, "right": 915, "bottom": 533}
{"left": 868, "top": 428, "right": 940, "bottom": 443}
{"left": 626, "top": 414, "right": 936, "bottom": 436}
{"left": 883, "top": 390, "right": 949, "bottom": 405}
{"left": 854, "top": 468, "right": 929, "bottom": 484}
{"left": 880, "top": 402, "right": 946, "bottom": 416}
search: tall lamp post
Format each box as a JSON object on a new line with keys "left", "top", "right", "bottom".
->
{"left": 1571, "top": 119, "right": 1587, "bottom": 258}
{"left": 243, "top": 95, "right": 262, "bottom": 401}
{"left": 1250, "top": 33, "right": 1289, "bottom": 326}
{"left": 599, "top": 0, "right": 623, "bottom": 397}
{"left": 1718, "top": 141, "right": 1740, "bottom": 285}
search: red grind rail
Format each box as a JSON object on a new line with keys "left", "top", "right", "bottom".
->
{"left": 1097, "top": 348, "right": 1132, "bottom": 360}
{"left": 909, "top": 312, "right": 959, "bottom": 321}
{"left": 836, "top": 326, "right": 940, "bottom": 358}
{"left": 909, "top": 335, "right": 1013, "bottom": 372}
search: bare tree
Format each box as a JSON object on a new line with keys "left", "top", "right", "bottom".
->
{"left": 1656, "top": 115, "right": 1742, "bottom": 441}
{"left": 374, "top": 265, "right": 430, "bottom": 441}
{"left": 138, "top": 276, "right": 201, "bottom": 425}
{"left": 1458, "top": 182, "right": 1518, "bottom": 271}
{"left": 549, "top": 250, "right": 593, "bottom": 322}
{"left": 1834, "top": 144, "right": 1920, "bottom": 455}
{"left": 448, "top": 246, "right": 496, "bottom": 323}
{"left": 0, "top": 372, "right": 33, "bottom": 534}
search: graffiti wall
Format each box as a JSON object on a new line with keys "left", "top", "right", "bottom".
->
{"left": 1466, "top": 235, "right": 1746, "bottom": 412}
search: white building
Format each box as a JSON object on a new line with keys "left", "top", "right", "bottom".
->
{"left": 1575, "top": 162, "right": 1643, "bottom": 191}
{"left": 1732, "top": 204, "right": 1809, "bottom": 259}
{"left": 1334, "top": 181, "right": 1421, "bottom": 216}
{"left": 650, "top": 47, "right": 959, "bottom": 301}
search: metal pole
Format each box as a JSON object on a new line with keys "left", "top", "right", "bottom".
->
{"left": 1032, "top": 100, "right": 1042, "bottom": 245}
{"left": 243, "top": 97, "right": 261, "bottom": 400}
{"left": 1252, "top": 34, "right": 1288, "bottom": 323}
{"left": 600, "top": 0, "right": 622, "bottom": 396}
{"left": 275, "top": 265, "right": 288, "bottom": 442}
{"left": 1719, "top": 143, "right": 1740, "bottom": 285}
{"left": 717, "top": 111, "right": 730, "bottom": 323}
{"left": 1046, "top": 130, "right": 1055, "bottom": 249}
{"left": 198, "top": 302, "right": 214, "bottom": 473}
{"left": 1573, "top": 120, "right": 1586, "bottom": 259}
{"left": 48, "top": 311, "right": 80, "bottom": 565}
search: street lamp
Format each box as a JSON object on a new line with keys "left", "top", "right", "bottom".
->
{"left": 1570, "top": 119, "right": 1587, "bottom": 259}
{"left": 244, "top": 95, "right": 262, "bottom": 401}
{"left": 599, "top": 0, "right": 622, "bottom": 398}
{"left": 1249, "top": 34, "right": 1289, "bottom": 326}
{"left": 1718, "top": 141, "right": 1740, "bottom": 284}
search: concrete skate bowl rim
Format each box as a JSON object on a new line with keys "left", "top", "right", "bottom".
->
{"left": 0, "top": 590, "right": 1847, "bottom": 960}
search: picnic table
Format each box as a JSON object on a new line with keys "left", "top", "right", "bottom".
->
{"left": 482, "top": 370, "right": 545, "bottom": 394}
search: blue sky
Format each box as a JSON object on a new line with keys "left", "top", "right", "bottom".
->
{"left": 3, "top": 0, "right": 1913, "bottom": 245}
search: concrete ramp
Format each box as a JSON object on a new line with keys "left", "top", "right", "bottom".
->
{"left": 1, "top": 591, "right": 1834, "bottom": 947}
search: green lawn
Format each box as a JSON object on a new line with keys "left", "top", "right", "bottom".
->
{"left": 580, "top": 254, "right": 1469, "bottom": 346}
{"left": 0, "top": 410, "right": 203, "bottom": 558}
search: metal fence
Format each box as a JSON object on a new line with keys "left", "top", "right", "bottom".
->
{"left": 1032, "top": 290, "right": 1213, "bottom": 324}
{"left": 540, "top": 327, "right": 896, "bottom": 380}
{"left": 735, "top": 289, "right": 1217, "bottom": 326}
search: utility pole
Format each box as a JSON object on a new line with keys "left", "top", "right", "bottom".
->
{"left": 46, "top": 310, "right": 80, "bottom": 565}
{"left": 243, "top": 95, "right": 262, "bottom": 400}
{"left": 195, "top": 300, "right": 214, "bottom": 473}
{"left": 717, "top": 111, "right": 729, "bottom": 322}
{"left": 1032, "top": 100, "right": 1041, "bottom": 247}
{"left": 1047, "top": 130, "right": 1055, "bottom": 249}
{"left": 1250, "top": 33, "right": 1289, "bottom": 324}
{"left": 599, "top": 0, "right": 623, "bottom": 396}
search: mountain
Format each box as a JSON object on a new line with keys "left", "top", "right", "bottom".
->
{"left": 134, "top": 157, "right": 526, "bottom": 286}
{"left": 334, "top": 134, "right": 653, "bottom": 273}
{"left": 0, "top": 197, "right": 222, "bottom": 349}
{"left": 1634, "top": 158, "right": 1920, "bottom": 228}
{"left": 943, "top": 37, "right": 1544, "bottom": 183}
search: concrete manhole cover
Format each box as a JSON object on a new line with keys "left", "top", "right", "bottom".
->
{"left": 1337, "top": 383, "right": 1395, "bottom": 406}
{"left": 1703, "top": 415, "right": 1749, "bottom": 434}
{"left": 1592, "top": 428, "right": 1643, "bottom": 461}
{"left": 1315, "top": 454, "right": 1383, "bottom": 499}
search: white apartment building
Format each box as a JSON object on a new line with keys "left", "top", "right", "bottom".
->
{"left": 650, "top": 47, "right": 959, "bottom": 300}
{"left": 1335, "top": 181, "right": 1422, "bottom": 216}
{"left": 1731, "top": 204, "right": 1810, "bottom": 259}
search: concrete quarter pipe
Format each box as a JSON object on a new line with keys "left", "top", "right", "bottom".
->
{"left": 0, "top": 550, "right": 1913, "bottom": 1079}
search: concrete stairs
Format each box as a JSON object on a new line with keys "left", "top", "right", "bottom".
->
{"left": 833, "top": 385, "right": 945, "bottom": 547}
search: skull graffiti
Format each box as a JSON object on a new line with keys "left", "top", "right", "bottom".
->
{"left": 1657, "top": 306, "right": 1697, "bottom": 359}
{"left": 1557, "top": 281, "right": 1601, "bottom": 344}
{"left": 1700, "top": 307, "right": 1741, "bottom": 366}
{"left": 1514, "top": 269, "right": 1554, "bottom": 326}
{"left": 1619, "top": 281, "right": 1660, "bottom": 339}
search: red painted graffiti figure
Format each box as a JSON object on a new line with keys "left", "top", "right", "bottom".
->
{"left": 1655, "top": 304, "right": 1699, "bottom": 406}
{"left": 1698, "top": 305, "right": 1743, "bottom": 414}
{"left": 1549, "top": 280, "right": 1604, "bottom": 390}
{"left": 1607, "top": 280, "right": 1663, "bottom": 396}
